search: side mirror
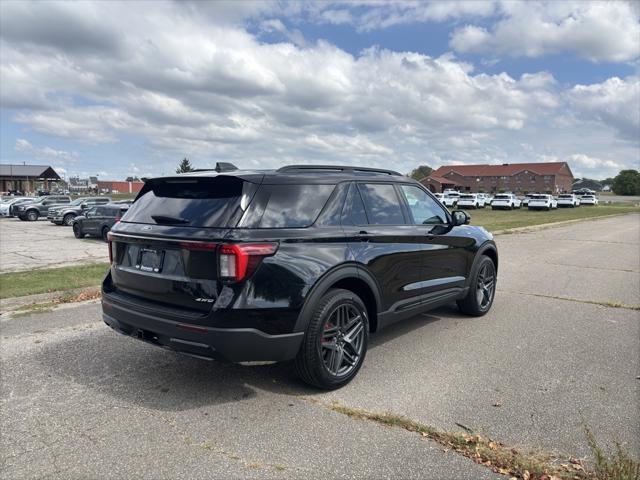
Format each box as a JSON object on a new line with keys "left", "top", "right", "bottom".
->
{"left": 80, "top": 203, "right": 88, "bottom": 209}
{"left": 451, "top": 210, "right": 470, "bottom": 226}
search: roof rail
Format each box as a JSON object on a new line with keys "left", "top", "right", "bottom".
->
{"left": 276, "top": 165, "right": 402, "bottom": 176}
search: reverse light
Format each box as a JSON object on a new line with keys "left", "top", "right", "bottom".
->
{"left": 219, "top": 243, "right": 278, "bottom": 282}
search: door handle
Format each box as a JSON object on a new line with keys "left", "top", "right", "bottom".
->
{"left": 355, "top": 231, "right": 370, "bottom": 242}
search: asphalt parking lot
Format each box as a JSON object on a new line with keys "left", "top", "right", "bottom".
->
{"left": 1, "top": 214, "right": 638, "bottom": 479}
{"left": 0, "top": 218, "right": 107, "bottom": 273}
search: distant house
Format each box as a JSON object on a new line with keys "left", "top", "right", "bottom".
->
{"left": 572, "top": 178, "right": 603, "bottom": 191}
{"left": 421, "top": 162, "right": 574, "bottom": 194}
{"left": 0, "top": 164, "right": 61, "bottom": 193}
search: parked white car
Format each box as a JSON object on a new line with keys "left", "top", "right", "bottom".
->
{"left": 491, "top": 193, "right": 522, "bottom": 210}
{"left": 0, "top": 197, "right": 30, "bottom": 217}
{"left": 433, "top": 193, "right": 444, "bottom": 203}
{"left": 457, "top": 193, "right": 486, "bottom": 209}
{"left": 441, "top": 191, "right": 460, "bottom": 208}
{"left": 521, "top": 193, "right": 536, "bottom": 207}
{"left": 478, "top": 193, "right": 492, "bottom": 205}
{"left": 557, "top": 193, "right": 581, "bottom": 208}
{"left": 580, "top": 194, "right": 598, "bottom": 206}
{"left": 528, "top": 194, "right": 557, "bottom": 211}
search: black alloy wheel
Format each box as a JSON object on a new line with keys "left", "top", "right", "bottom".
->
{"left": 457, "top": 255, "right": 496, "bottom": 316}
{"left": 295, "top": 288, "right": 369, "bottom": 389}
{"left": 26, "top": 210, "right": 38, "bottom": 221}
{"left": 73, "top": 223, "right": 84, "bottom": 238}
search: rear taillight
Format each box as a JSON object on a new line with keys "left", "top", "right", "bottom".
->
{"left": 107, "top": 232, "right": 114, "bottom": 263}
{"left": 114, "top": 216, "right": 121, "bottom": 224}
{"left": 218, "top": 243, "right": 278, "bottom": 282}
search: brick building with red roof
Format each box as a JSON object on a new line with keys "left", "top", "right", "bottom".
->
{"left": 421, "top": 162, "right": 574, "bottom": 194}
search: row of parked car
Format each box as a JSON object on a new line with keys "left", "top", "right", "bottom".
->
{"left": 0, "top": 195, "right": 132, "bottom": 241}
{"left": 432, "top": 190, "right": 598, "bottom": 211}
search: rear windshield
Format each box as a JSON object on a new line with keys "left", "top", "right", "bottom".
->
{"left": 559, "top": 194, "right": 572, "bottom": 198}
{"left": 494, "top": 194, "right": 510, "bottom": 199}
{"left": 123, "top": 177, "right": 255, "bottom": 228}
{"left": 459, "top": 195, "right": 474, "bottom": 199}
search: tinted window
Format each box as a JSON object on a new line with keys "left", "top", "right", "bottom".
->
{"left": 358, "top": 183, "right": 405, "bottom": 225}
{"left": 341, "top": 183, "right": 368, "bottom": 226}
{"left": 248, "top": 184, "right": 335, "bottom": 228}
{"left": 123, "top": 177, "right": 255, "bottom": 228}
{"left": 400, "top": 185, "right": 448, "bottom": 225}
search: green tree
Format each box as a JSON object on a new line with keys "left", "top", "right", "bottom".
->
{"left": 176, "top": 157, "right": 194, "bottom": 174}
{"left": 612, "top": 170, "right": 640, "bottom": 195}
{"left": 408, "top": 165, "right": 433, "bottom": 180}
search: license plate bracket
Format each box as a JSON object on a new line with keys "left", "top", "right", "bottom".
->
{"left": 136, "top": 248, "right": 165, "bottom": 273}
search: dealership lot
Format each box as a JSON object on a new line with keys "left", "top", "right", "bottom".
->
{"left": 1, "top": 214, "right": 638, "bottom": 479}
{"left": 0, "top": 218, "right": 107, "bottom": 273}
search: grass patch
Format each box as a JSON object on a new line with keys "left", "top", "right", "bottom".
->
{"left": 0, "top": 263, "right": 109, "bottom": 299}
{"left": 465, "top": 204, "right": 640, "bottom": 232}
{"left": 328, "top": 403, "right": 640, "bottom": 480}
{"left": 586, "top": 427, "right": 640, "bottom": 480}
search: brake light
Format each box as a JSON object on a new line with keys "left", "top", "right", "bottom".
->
{"left": 114, "top": 216, "right": 121, "bottom": 224}
{"left": 219, "top": 243, "right": 278, "bottom": 282}
{"left": 107, "top": 232, "right": 114, "bottom": 263}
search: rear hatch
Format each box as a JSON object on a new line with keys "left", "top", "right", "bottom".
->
{"left": 107, "top": 175, "right": 260, "bottom": 314}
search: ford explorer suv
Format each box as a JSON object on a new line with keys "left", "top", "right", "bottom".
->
{"left": 527, "top": 194, "right": 557, "bottom": 211}
{"left": 102, "top": 165, "right": 498, "bottom": 389}
{"left": 490, "top": 193, "right": 521, "bottom": 210}
{"left": 14, "top": 195, "right": 71, "bottom": 221}
{"left": 49, "top": 197, "right": 112, "bottom": 225}
{"left": 557, "top": 193, "right": 581, "bottom": 208}
{"left": 457, "top": 193, "right": 486, "bottom": 209}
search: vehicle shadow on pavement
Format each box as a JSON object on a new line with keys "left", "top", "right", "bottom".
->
{"left": 34, "top": 307, "right": 460, "bottom": 411}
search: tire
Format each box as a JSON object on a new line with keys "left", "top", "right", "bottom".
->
{"left": 101, "top": 226, "right": 110, "bottom": 242}
{"left": 457, "top": 256, "right": 496, "bottom": 316}
{"left": 491, "top": 207, "right": 497, "bottom": 211}
{"left": 26, "top": 210, "right": 38, "bottom": 221}
{"left": 294, "top": 288, "right": 369, "bottom": 390}
{"left": 63, "top": 213, "right": 75, "bottom": 226}
{"left": 509, "top": 204, "right": 513, "bottom": 210}
{"left": 73, "top": 223, "right": 84, "bottom": 239}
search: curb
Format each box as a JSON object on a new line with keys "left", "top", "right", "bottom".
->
{"left": 0, "top": 286, "right": 101, "bottom": 315}
{"left": 492, "top": 212, "right": 638, "bottom": 235}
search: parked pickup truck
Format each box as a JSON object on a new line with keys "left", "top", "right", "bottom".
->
{"left": 13, "top": 196, "right": 71, "bottom": 221}
{"left": 48, "top": 197, "right": 112, "bottom": 225}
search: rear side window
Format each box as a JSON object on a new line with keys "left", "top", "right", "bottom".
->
{"left": 242, "top": 184, "right": 335, "bottom": 228}
{"left": 358, "top": 183, "right": 405, "bottom": 225}
{"left": 123, "top": 177, "right": 255, "bottom": 228}
{"left": 341, "top": 183, "right": 368, "bottom": 226}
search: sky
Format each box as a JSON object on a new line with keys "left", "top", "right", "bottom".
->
{"left": 0, "top": 0, "right": 638, "bottom": 181}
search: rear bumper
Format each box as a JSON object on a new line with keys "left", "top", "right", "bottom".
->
{"left": 102, "top": 297, "right": 304, "bottom": 363}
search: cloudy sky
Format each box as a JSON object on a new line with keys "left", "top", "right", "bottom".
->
{"left": 0, "top": 0, "right": 638, "bottom": 180}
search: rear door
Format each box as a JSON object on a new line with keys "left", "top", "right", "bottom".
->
{"left": 108, "top": 175, "right": 258, "bottom": 313}
{"left": 83, "top": 207, "right": 101, "bottom": 234}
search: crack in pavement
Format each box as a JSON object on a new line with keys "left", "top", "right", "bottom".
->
{"left": 542, "top": 262, "right": 640, "bottom": 274}
{"left": 497, "top": 290, "right": 640, "bottom": 310}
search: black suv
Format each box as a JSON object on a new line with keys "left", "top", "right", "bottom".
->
{"left": 102, "top": 165, "right": 498, "bottom": 389}
{"left": 73, "top": 204, "right": 129, "bottom": 241}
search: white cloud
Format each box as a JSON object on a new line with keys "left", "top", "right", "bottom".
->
{"left": 566, "top": 76, "right": 640, "bottom": 141}
{"left": 450, "top": 1, "right": 640, "bottom": 62}
{"left": 0, "top": 0, "right": 638, "bottom": 179}
{"left": 14, "top": 138, "right": 78, "bottom": 162}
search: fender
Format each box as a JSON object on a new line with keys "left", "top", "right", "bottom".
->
{"left": 464, "top": 240, "right": 498, "bottom": 290}
{"left": 293, "top": 263, "right": 382, "bottom": 333}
